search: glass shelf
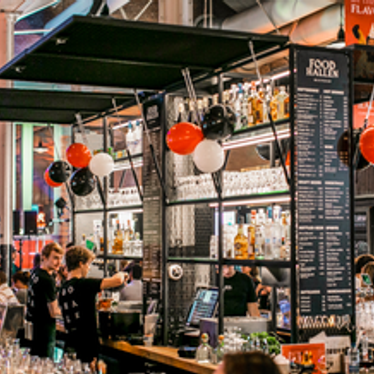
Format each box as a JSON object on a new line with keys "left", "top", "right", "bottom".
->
{"left": 223, "top": 119, "right": 290, "bottom": 150}
{"left": 167, "top": 257, "right": 218, "bottom": 264}
{"left": 223, "top": 258, "right": 291, "bottom": 268}
{"left": 74, "top": 209, "right": 103, "bottom": 214}
{"left": 114, "top": 152, "right": 143, "bottom": 163}
{"left": 167, "top": 191, "right": 290, "bottom": 207}
{"left": 107, "top": 205, "right": 143, "bottom": 212}
{"left": 97, "top": 254, "right": 142, "bottom": 260}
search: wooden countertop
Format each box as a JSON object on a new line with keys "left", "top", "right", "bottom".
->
{"left": 102, "top": 339, "right": 217, "bottom": 374}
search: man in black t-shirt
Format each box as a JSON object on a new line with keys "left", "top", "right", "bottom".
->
{"left": 26, "top": 242, "right": 64, "bottom": 358}
{"left": 59, "top": 246, "right": 125, "bottom": 367}
{"left": 223, "top": 266, "right": 260, "bottom": 317}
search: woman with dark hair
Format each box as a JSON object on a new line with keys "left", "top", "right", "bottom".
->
{"left": 12, "top": 271, "right": 30, "bottom": 304}
{"left": 214, "top": 352, "right": 282, "bottom": 374}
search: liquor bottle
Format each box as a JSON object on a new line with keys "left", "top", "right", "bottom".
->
{"left": 124, "top": 219, "right": 134, "bottom": 241}
{"left": 263, "top": 85, "right": 273, "bottom": 123}
{"left": 280, "top": 212, "right": 288, "bottom": 260}
{"left": 238, "top": 83, "right": 248, "bottom": 129}
{"left": 213, "top": 335, "right": 225, "bottom": 364}
{"left": 134, "top": 120, "right": 143, "bottom": 155}
{"left": 247, "top": 81, "right": 257, "bottom": 127}
{"left": 196, "top": 333, "right": 213, "bottom": 364}
{"left": 254, "top": 87, "right": 264, "bottom": 125}
{"left": 112, "top": 220, "right": 123, "bottom": 254}
{"left": 231, "top": 84, "right": 242, "bottom": 131}
{"left": 255, "top": 208, "right": 265, "bottom": 259}
{"left": 126, "top": 122, "right": 134, "bottom": 153}
{"left": 348, "top": 346, "right": 360, "bottom": 374}
{"left": 234, "top": 217, "right": 249, "bottom": 260}
{"left": 270, "top": 86, "right": 279, "bottom": 121}
{"left": 271, "top": 206, "right": 282, "bottom": 259}
{"left": 264, "top": 207, "right": 273, "bottom": 259}
{"left": 212, "top": 94, "right": 219, "bottom": 106}
{"left": 187, "top": 99, "right": 197, "bottom": 124}
{"left": 247, "top": 210, "right": 256, "bottom": 260}
{"left": 277, "top": 86, "right": 289, "bottom": 119}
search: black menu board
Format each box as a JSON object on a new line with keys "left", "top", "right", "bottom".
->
{"left": 142, "top": 96, "right": 164, "bottom": 300}
{"left": 296, "top": 48, "right": 352, "bottom": 317}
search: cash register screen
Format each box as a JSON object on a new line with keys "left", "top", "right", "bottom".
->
{"left": 186, "top": 288, "right": 219, "bottom": 328}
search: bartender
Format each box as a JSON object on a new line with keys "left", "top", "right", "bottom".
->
{"left": 223, "top": 266, "right": 260, "bottom": 317}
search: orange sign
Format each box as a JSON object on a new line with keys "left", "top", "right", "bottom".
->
{"left": 282, "top": 343, "right": 326, "bottom": 374}
{"left": 345, "top": 0, "right": 374, "bottom": 46}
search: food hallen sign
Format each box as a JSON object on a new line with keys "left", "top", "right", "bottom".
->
{"left": 345, "top": 0, "right": 374, "bottom": 46}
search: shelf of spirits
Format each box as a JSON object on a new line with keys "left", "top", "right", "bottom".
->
{"left": 96, "top": 254, "right": 142, "bottom": 260}
{"left": 167, "top": 257, "right": 219, "bottom": 265}
{"left": 167, "top": 191, "right": 290, "bottom": 208}
{"left": 223, "top": 258, "right": 291, "bottom": 268}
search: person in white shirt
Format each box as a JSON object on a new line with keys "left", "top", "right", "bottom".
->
{"left": 120, "top": 264, "right": 143, "bottom": 302}
{"left": 0, "top": 271, "right": 19, "bottom": 305}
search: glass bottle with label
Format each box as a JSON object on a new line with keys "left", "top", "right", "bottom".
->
{"left": 234, "top": 217, "right": 248, "bottom": 260}
{"left": 247, "top": 81, "right": 257, "bottom": 127}
{"left": 264, "top": 207, "right": 273, "bottom": 259}
{"left": 280, "top": 212, "right": 289, "bottom": 260}
{"left": 271, "top": 206, "right": 282, "bottom": 259}
{"left": 263, "top": 85, "right": 273, "bottom": 123}
{"left": 196, "top": 333, "right": 213, "bottom": 364}
{"left": 255, "top": 208, "right": 266, "bottom": 259}
{"left": 238, "top": 83, "right": 248, "bottom": 129}
{"left": 213, "top": 335, "right": 225, "bottom": 364}
{"left": 277, "top": 86, "right": 290, "bottom": 119}
{"left": 255, "top": 87, "right": 265, "bottom": 125}
{"left": 112, "top": 220, "right": 124, "bottom": 254}
{"left": 270, "top": 86, "right": 279, "bottom": 121}
{"left": 247, "top": 210, "right": 256, "bottom": 260}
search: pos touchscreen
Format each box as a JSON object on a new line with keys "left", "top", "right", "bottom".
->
{"left": 185, "top": 287, "right": 219, "bottom": 328}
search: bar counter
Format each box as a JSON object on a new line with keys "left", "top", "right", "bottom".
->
{"left": 101, "top": 339, "right": 217, "bottom": 374}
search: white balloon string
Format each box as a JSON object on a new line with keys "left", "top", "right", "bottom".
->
{"left": 182, "top": 68, "right": 201, "bottom": 126}
{"left": 363, "top": 84, "right": 374, "bottom": 129}
{"left": 47, "top": 124, "right": 61, "bottom": 161}
{"left": 74, "top": 113, "right": 90, "bottom": 152}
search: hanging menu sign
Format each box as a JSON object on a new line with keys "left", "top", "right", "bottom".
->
{"left": 142, "top": 95, "right": 164, "bottom": 300}
{"left": 296, "top": 48, "right": 352, "bottom": 317}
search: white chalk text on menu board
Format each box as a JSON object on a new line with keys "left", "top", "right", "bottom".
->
{"left": 296, "top": 48, "right": 352, "bottom": 317}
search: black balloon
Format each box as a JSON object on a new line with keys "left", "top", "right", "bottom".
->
{"left": 69, "top": 167, "right": 96, "bottom": 196}
{"left": 337, "top": 129, "right": 370, "bottom": 171}
{"left": 48, "top": 161, "right": 71, "bottom": 183}
{"left": 202, "top": 104, "right": 235, "bottom": 140}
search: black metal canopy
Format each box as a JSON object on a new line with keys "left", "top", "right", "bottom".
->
{"left": 0, "top": 88, "right": 134, "bottom": 124}
{"left": 0, "top": 15, "right": 289, "bottom": 90}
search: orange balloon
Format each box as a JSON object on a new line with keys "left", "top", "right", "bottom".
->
{"left": 360, "top": 126, "right": 374, "bottom": 163}
{"left": 66, "top": 143, "right": 92, "bottom": 168}
{"left": 44, "top": 170, "right": 62, "bottom": 188}
{"left": 166, "top": 122, "right": 204, "bottom": 155}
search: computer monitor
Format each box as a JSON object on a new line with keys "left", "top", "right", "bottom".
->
{"left": 186, "top": 287, "right": 219, "bottom": 328}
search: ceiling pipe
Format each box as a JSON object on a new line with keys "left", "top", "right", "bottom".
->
{"left": 222, "top": 0, "right": 340, "bottom": 35}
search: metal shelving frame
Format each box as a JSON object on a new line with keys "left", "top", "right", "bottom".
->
{"left": 72, "top": 113, "right": 144, "bottom": 277}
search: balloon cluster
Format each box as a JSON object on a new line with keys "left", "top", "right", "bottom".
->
{"left": 166, "top": 104, "right": 235, "bottom": 173}
{"left": 44, "top": 143, "right": 114, "bottom": 197}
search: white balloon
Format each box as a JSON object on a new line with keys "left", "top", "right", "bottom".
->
{"left": 193, "top": 139, "right": 224, "bottom": 173}
{"left": 89, "top": 153, "right": 114, "bottom": 177}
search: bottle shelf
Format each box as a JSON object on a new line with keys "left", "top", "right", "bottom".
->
{"left": 223, "top": 258, "right": 291, "bottom": 268}
{"left": 166, "top": 257, "right": 291, "bottom": 268}
{"left": 74, "top": 205, "right": 143, "bottom": 214}
{"left": 113, "top": 152, "right": 143, "bottom": 163}
{"left": 167, "top": 257, "right": 218, "bottom": 264}
{"left": 107, "top": 205, "right": 143, "bottom": 212}
{"left": 223, "top": 119, "right": 290, "bottom": 150}
{"left": 96, "top": 254, "right": 142, "bottom": 260}
{"left": 167, "top": 191, "right": 290, "bottom": 207}
{"left": 74, "top": 209, "right": 104, "bottom": 214}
